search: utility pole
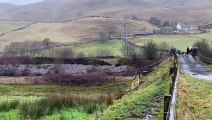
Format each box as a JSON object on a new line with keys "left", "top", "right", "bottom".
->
{"left": 124, "top": 17, "right": 128, "bottom": 47}
{"left": 123, "top": 16, "right": 129, "bottom": 58}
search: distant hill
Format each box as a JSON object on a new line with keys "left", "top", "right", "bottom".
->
{"left": 0, "top": 0, "right": 212, "bottom": 23}
{"left": 0, "top": 3, "right": 15, "bottom": 19}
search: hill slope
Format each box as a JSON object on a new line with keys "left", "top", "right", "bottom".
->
{"left": 0, "top": 0, "right": 212, "bottom": 23}
{"left": 0, "top": 17, "right": 157, "bottom": 50}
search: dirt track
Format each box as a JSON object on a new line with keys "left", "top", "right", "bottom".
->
{"left": 179, "top": 54, "right": 212, "bottom": 81}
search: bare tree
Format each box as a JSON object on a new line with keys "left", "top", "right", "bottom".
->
{"left": 4, "top": 41, "right": 43, "bottom": 57}
{"left": 158, "top": 41, "right": 170, "bottom": 56}
{"left": 121, "top": 43, "right": 136, "bottom": 59}
{"left": 99, "top": 32, "right": 108, "bottom": 43}
{"left": 26, "top": 41, "right": 42, "bottom": 57}
{"left": 99, "top": 25, "right": 117, "bottom": 43}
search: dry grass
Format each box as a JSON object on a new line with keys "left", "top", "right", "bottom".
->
{"left": 0, "top": 17, "right": 157, "bottom": 51}
{"left": 177, "top": 73, "right": 212, "bottom": 120}
{"left": 0, "top": 77, "right": 35, "bottom": 84}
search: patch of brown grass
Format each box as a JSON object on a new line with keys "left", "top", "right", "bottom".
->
{"left": 177, "top": 74, "right": 196, "bottom": 120}
{"left": 177, "top": 73, "right": 212, "bottom": 120}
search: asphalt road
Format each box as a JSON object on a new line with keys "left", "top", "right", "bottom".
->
{"left": 179, "top": 54, "right": 212, "bottom": 81}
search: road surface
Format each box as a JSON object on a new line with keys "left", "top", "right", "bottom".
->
{"left": 179, "top": 54, "right": 212, "bottom": 81}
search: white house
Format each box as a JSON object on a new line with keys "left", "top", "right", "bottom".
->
{"left": 176, "top": 23, "right": 198, "bottom": 31}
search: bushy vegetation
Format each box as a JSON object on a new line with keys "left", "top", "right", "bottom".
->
{"left": 149, "top": 17, "right": 177, "bottom": 28}
{"left": 117, "top": 58, "right": 133, "bottom": 65}
{"left": 121, "top": 43, "right": 137, "bottom": 59}
{"left": 53, "top": 48, "right": 74, "bottom": 58}
{"left": 143, "top": 40, "right": 159, "bottom": 60}
{"left": 193, "top": 39, "right": 212, "bottom": 58}
{"left": 0, "top": 100, "right": 19, "bottom": 112}
{"left": 35, "top": 73, "right": 115, "bottom": 86}
{"left": 19, "top": 94, "right": 110, "bottom": 119}
{"left": 0, "top": 57, "right": 110, "bottom": 65}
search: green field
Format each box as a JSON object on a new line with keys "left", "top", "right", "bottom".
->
{"left": 0, "top": 78, "right": 132, "bottom": 120}
{"left": 0, "top": 60, "right": 173, "bottom": 120}
{"left": 0, "top": 21, "right": 32, "bottom": 34}
{"left": 72, "top": 40, "right": 124, "bottom": 57}
{"left": 177, "top": 74, "right": 212, "bottom": 120}
{"left": 133, "top": 30, "right": 212, "bottom": 51}
{"left": 41, "top": 40, "right": 125, "bottom": 57}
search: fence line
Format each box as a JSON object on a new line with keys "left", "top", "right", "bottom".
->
{"left": 168, "top": 65, "right": 179, "bottom": 120}
{"left": 198, "top": 53, "right": 212, "bottom": 65}
{"left": 131, "top": 56, "right": 170, "bottom": 90}
{"left": 164, "top": 53, "right": 178, "bottom": 120}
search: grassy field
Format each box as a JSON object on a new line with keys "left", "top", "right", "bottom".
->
{"left": 41, "top": 40, "right": 125, "bottom": 57}
{"left": 177, "top": 74, "right": 212, "bottom": 120}
{"left": 0, "top": 77, "right": 132, "bottom": 120}
{"left": 133, "top": 30, "right": 212, "bottom": 51}
{"left": 0, "top": 18, "right": 157, "bottom": 52}
{"left": 0, "top": 21, "right": 32, "bottom": 34}
{"left": 0, "top": 59, "right": 172, "bottom": 120}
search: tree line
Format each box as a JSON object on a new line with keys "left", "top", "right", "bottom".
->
{"left": 149, "top": 17, "right": 177, "bottom": 28}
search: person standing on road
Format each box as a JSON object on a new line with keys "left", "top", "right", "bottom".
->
{"left": 187, "top": 47, "right": 190, "bottom": 54}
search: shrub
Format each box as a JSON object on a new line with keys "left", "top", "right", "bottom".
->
{"left": 106, "top": 93, "right": 113, "bottom": 106}
{"left": 53, "top": 48, "right": 74, "bottom": 58}
{"left": 0, "top": 100, "right": 19, "bottom": 112}
{"left": 143, "top": 40, "right": 158, "bottom": 60}
{"left": 121, "top": 43, "right": 136, "bottom": 59}
{"left": 20, "top": 94, "right": 111, "bottom": 119}
{"left": 193, "top": 39, "right": 212, "bottom": 58}
{"left": 118, "top": 58, "right": 132, "bottom": 65}
{"left": 35, "top": 72, "right": 114, "bottom": 86}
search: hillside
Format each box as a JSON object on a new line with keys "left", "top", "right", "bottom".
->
{"left": 0, "top": 17, "right": 157, "bottom": 50}
{"left": 0, "top": 3, "right": 15, "bottom": 19}
{"left": 0, "top": 0, "right": 212, "bottom": 23}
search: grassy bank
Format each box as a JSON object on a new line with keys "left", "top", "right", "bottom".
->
{"left": 100, "top": 60, "right": 172, "bottom": 120}
{"left": 177, "top": 74, "right": 212, "bottom": 120}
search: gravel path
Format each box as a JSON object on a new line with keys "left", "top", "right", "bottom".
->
{"left": 179, "top": 54, "right": 212, "bottom": 81}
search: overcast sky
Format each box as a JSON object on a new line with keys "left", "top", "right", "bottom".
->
{"left": 0, "top": 0, "right": 44, "bottom": 5}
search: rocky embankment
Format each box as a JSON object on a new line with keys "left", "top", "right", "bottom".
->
{"left": 0, "top": 64, "right": 128, "bottom": 76}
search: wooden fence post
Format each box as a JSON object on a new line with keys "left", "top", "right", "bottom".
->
{"left": 164, "top": 95, "right": 171, "bottom": 120}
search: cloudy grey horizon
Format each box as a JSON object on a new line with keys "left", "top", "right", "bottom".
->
{"left": 0, "top": 0, "right": 44, "bottom": 5}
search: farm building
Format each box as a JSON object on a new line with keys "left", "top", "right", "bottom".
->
{"left": 154, "top": 27, "right": 175, "bottom": 34}
{"left": 176, "top": 23, "right": 198, "bottom": 31}
{"left": 203, "top": 21, "right": 212, "bottom": 28}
